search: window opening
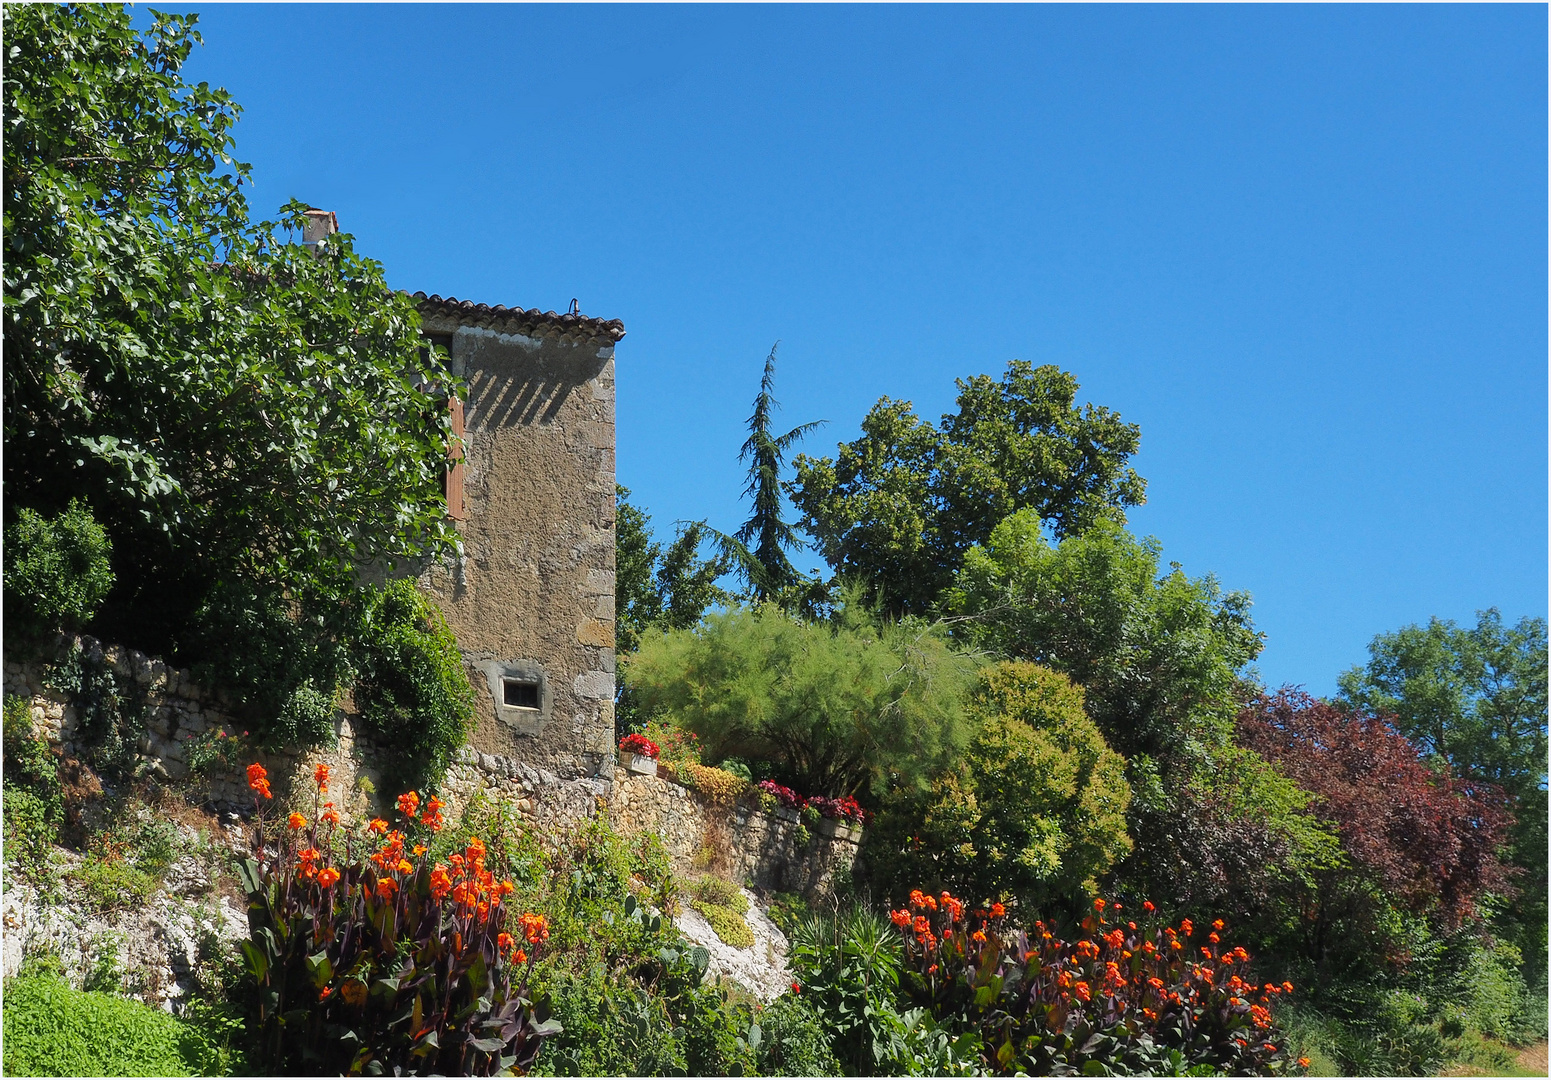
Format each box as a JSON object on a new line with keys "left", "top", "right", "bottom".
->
{"left": 502, "top": 678, "right": 539, "bottom": 710}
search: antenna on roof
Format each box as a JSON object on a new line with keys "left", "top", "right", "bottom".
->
{"left": 568, "top": 298, "right": 579, "bottom": 316}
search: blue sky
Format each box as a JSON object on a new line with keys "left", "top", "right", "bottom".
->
{"left": 164, "top": 4, "right": 1546, "bottom": 695}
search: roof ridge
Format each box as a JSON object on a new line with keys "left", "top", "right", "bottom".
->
{"left": 412, "top": 292, "right": 626, "bottom": 344}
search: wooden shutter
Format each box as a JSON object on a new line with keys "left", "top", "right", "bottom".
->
{"left": 445, "top": 395, "right": 466, "bottom": 520}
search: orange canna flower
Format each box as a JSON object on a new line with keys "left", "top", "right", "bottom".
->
{"left": 990, "top": 902, "right": 1006, "bottom": 918}
{"left": 367, "top": 818, "right": 389, "bottom": 835}
{"left": 1213, "top": 918, "right": 1225, "bottom": 931}
{"left": 1179, "top": 919, "right": 1194, "bottom": 937}
{"left": 396, "top": 859, "right": 413, "bottom": 875}
{"left": 890, "top": 909, "right": 911, "bottom": 927}
{"left": 1143, "top": 900, "right": 1155, "bottom": 912}
{"left": 288, "top": 813, "right": 306, "bottom": 830}
{"left": 1297, "top": 1058, "right": 1310, "bottom": 1070}
{"left": 430, "top": 866, "right": 452, "bottom": 902}
{"left": 247, "top": 763, "right": 269, "bottom": 789}
{"left": 514, "top": 949, "right": 528, "bottom": 964}
{"left": 420, "top": 795, "right": 445, "bottom": 831}
{"left": 318, "top": 867, "right": 341, "bottom": 888}
{"left": 971, "top": 930, "right": 987, "bottom": 944}
{"left": 412, "top": 844, "right": 426, "bottom": 857}
{"left": 1209, "top": 932, "right": 1220, "bottom": 944}
{"left": 314, "top": 763, "right": 330, "bottom": 793}
{"left": 1075, "top": 981, "right": 1091, "bottom": 1002}
{"left": 1282, "top": 980, "right": 1294, "bottom": 994}
{"left": 1093, "top": 898, "right": 1106, "bottom": 912}
{"left": 519, "top": 911, "right": 550, "bottom": 945}
{"left": 321, "top": 804, "right": 340, "bottom": 827}
{"left": 396, "top": 791, "right": 420, "bottom": 818}
{"left": 498, "top": 932, "right": 515, "bottom": 951}
{"left": 376, "top": 877, "right": 397, "bottom": 900}
{"left": 319, "top": 985, "right": 333, "bottom": 1000}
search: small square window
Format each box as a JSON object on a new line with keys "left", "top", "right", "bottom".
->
{"left": 502, "top": 678, "right": 540, "bottom": 710}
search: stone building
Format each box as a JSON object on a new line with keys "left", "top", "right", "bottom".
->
{"left": 411, "top": 294, "right": 625, "bottom": 783}
{"left": 308, "top": 211, "right": 627, "bottom": 783}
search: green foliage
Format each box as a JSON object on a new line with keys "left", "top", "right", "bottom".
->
{"left": 868, "top": 662, "right": 1133, "bottom": 914}
{"left": 352, "top": 578, "right": 475, "bottom": 791}
{"left": 5, "top": 4, "right": 462, "bottom": 716}
{"left": 689, "top": 876, "right": 755, "bottom": 948}
{"left": 1337, "top": 609, "right": 1549, "bottom": 979}
{"left": 45, "top": 643, "right": 148, "bottom": 779}
{"left": 71, "top": 855, "right": 158, "bottom": 913}
{"left": 2, "top": 695, "right": 63, "bottom": 881}
{"left": 1, "top": 965, "right": 233, "bottom": 1077}
{"left": 791, "top": 360, "right": 1146, "bottom": 616}
{"left": 948, "top": 511, "right": 1263, "bottom": 760}
{"left": 716, "top": 343, "right": 826, "bottom": 608}
{"left": 2, "top": 499, "right": 114, "bottom": 648}
{"left": 186, "top": 577, "right": 350, "bottom": 750}
{"left": 627, "top": 602, "right": 981, "bottom": 796}
{"left": 788, "top": 906, "right": 907, "bottom": 1074}
{"left": 83, "top": 932, "right": 126, "bottom": 994}
{"left": 615, "top": 484, "right": 731, "bottom": 655}
{"left": 754, "top": 994, "right": 844, "bottom": 1076}
{"left": 1125, "top": 745, "right": 1344, "bottom": 950}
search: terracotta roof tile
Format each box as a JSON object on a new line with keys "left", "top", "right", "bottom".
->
{"left": 413, "top": 292, "right": 625, "bottom": 345}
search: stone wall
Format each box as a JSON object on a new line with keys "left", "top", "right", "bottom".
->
{"left": 2, "top": 636, "right": 607, "bottom": 832}
{"left": 7, "top": 637, "right": 853, "bottom": 901}
{"left": 609, "top": 767, "right": 860, "bottom": 899}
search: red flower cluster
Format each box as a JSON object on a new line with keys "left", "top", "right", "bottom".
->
{"left": 755, "top": 780, "right": 873, "bottom": 824}
{"left": 619, "top": 733, "right": 660, "bottom": 759}
{"left": 756, "top": 779, "right": 803, "bottom": 808}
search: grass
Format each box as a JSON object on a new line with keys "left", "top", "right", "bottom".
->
{"left": 687, "top": 875, "right": 755, "bottom": 948}
{"left": 2, "top": 963, "right": 239, "bottom": 1076}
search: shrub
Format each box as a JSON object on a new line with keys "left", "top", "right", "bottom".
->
{"left": 184, "top": 726, "right": 253, "bottom": 777}
{"left": 44, "top": 644, "right": 147, "bottom": 779}
{"left": 787, "top": 906, "right": 908, "bottom": 1074}
{"left": 352, "top": 579, "right": 476, "bottom": 791}
{"left": 187, "top": 576, "right": 351, "bottom": 753}
{"left": 892, "top": 890, "right": 1297, "bottom": 1076}
{"left": 867, "top": 662, "right": 1131, "bottom": 915}
{"left": 2, "top": 696, "right": 62, "bottom": 881}
{"left": 627, "top": 603, "right": 981, "bottom": 796}
{"left": 234, "top": 764, "right": 558, "bottom": 1075}
{"left": 2, "top": 964, "right": 232, "bottom": 1076}
{"left": 679, "top": 761, "right": 749, "bottom": 808}
{"left": 3, "top": 499, "right": 114, "bottom": 648}
{"left": 755, "top": 993, "right": 843, "bottom": 1076}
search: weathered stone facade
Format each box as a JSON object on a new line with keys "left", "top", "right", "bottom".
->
{"left": 415, "top": 297, "right": 623, "bottom": 783}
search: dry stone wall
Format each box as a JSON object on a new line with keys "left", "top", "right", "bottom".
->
{"left": 610, "top": 767, "right": 860, "bottom": 899}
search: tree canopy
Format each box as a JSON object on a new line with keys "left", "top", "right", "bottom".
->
{"left": 624, "top": 602, "right": 982, "bottom": 797}
{"left": 791, "top": 361, "right": 1146, "bottom": 616}
{"left": 4, "top": 6, "right": 459, "bottom": 715}
{"left": 946, "top": 510, "right": 1263, "bottom": 761}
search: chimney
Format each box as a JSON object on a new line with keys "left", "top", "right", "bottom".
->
{"left": 302, "top": 208, "right": 338, "bottom": 255}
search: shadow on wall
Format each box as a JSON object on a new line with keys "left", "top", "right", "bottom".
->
{"left": 465, "top": 350, "right": 608, "bottom": 430}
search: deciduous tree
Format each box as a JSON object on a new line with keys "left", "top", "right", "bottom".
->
{"left": 791, "top": 361, "right": 1145, "bottom": 616}
{"left": 4, "top": 6, "right": 459, "bottom": 729}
